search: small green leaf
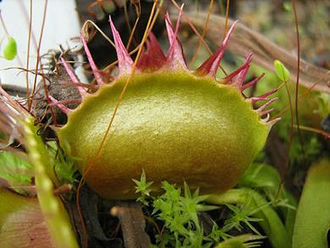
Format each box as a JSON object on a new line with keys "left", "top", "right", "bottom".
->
{"left": 274, "top": 60, "right": 290, "bottom": 82}
{"left": 132, "top": 170, "right": 154, "bottom": 205}
{"left": 2, "top": 36, "right": 17, "bottom": 60}
{"left": 133, "top": 170, "right": 153, "bottom": 196}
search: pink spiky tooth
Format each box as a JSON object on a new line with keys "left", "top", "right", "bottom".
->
{"left": 267, "top": 117, "right": 281, "bottom": 129}
{"left": 81, "top": 33, "right": 105, "bottom": 85}
{"left": 224, "top": 53, "right": 253, "bottom": 90}
{"left": 250, "top": 87, "right": 279, "bottom": 103}
{"left": 241, "top": 73, "right": 265, "bottom": 91}
{"left": 164, "top": 9, "right": 187, "bottom": 70}
{"left": 256, "top": 97, "right": 278, "bottom": 121}
{"left": 48, "top": 95, "right": 72, "bottom": 115}
{"left": 257, "top": 97, "right": 278, "bottom": 112}
{"left": 259, "top": 108, "right": 275, "bottom": 117}
{"left": 60, "top": 57, "right": 87, "bottom": 97}
{"left": 137, "top": 32, "right": 166, "bottom": 71}
{"left": 250, "top": 97, "right": 271, "bottom": 103}
{"left": 195, "top": 21, "right": 238, "bottom": 77}
{"left": 109, "top": 16, "right": 134, "bottom": 76}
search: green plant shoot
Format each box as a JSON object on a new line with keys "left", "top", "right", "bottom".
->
{"left": 2, "top": 36, "right": 17, "bottom": 60}
{"left": 274, "top": 60, "right": 290, "bottom": 82}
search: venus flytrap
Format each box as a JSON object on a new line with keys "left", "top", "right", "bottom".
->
{"left": 0, "top": 3, "right": 328, "bottom": 247}
{"left": 23, "top": 118, "right": 78, "bottom": 248}
{"left": 0, "top": 8, "right": 284, "bottom": 246}
{"left": 0, "top": 87, "right": 78, "bottom": 248}
{"left": 56, "top": 11, "right": 278, "bottom": 200}
{"left": 292, "top": 158, "right": 330, "bottom": 248}
{"left": 0, "top": 186, "right": 52, "bottom": 247}
{"left": 254, "top": 60, "right": 327, "bottom": 164}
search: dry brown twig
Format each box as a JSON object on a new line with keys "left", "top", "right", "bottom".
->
{"left": 111, "top": 202, "right": 150, "bottom": 248}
